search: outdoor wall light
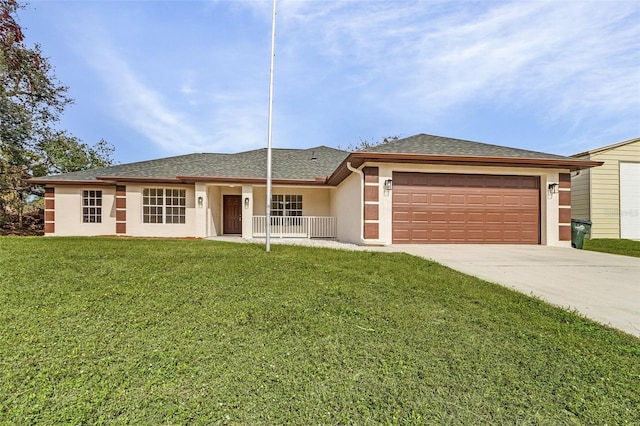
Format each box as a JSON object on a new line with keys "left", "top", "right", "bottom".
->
{"left": 244, "top": 197, "right": 250, "bottom": 209}
{"left": 197, "top": 196, "right": 203, "bottom": 208}
{"left": 548, "top": 183, "right": 559, "bottom": 194}
{"left": 384, "top": 179, "right": 393, "bottom": 191}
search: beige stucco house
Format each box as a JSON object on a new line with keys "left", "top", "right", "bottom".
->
{"left": 30, "top": 134, "right": 601, "bottom": 246}
{"left": 571, "top": 137, "right": 640, "bottom": 239}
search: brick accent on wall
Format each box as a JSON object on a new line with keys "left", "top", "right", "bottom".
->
{"left": 363, "top": 185, "right": 379, "bottom": 202}
{"left": 364, "top": 204, "right": 379, "bottom": 221}
{"left": 362, "top": 167, "right": 379, "bottom": 241}
{"left": 44, "top": 187, "right": 55, "bottom": 234}
{"left": 559, "top": 225, "right": 572, "bottom": 241}
{"left": 558, "top": 173, "right": 571, "bottom": 241}
{"left": 363, "top": 166, "right": 379, "bottom": 183}
{"left": 115, "top": 185, "right": 126, "bottom": 234}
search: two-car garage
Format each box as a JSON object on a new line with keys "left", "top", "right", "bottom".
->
{"left": 392, "top": 172, "right": 541, "bottom": 244}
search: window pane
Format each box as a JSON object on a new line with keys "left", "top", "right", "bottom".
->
{"left": 271, "top": 194, "right": 302, "bottom": 217}
{"left": 82, "top": 190, "right": 102, "bottom": 223}
{"left": 144, "top": 188, "right": 184, "bottom": 224}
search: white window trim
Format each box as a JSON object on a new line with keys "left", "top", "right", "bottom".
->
{"left": 142, "top": 188, "right": 186, "bottom": 224}
{"left": 82, "top": 190, "right": 102, "bottom": 223}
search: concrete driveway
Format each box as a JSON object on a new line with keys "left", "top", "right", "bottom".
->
{"left": 383, "top": 245, "right": 640, "bottom": 338}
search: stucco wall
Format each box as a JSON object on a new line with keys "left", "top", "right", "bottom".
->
{"left": 207, "top": 186, "right": 221, "bottom": 237}
{"left": 51, "top": 185, "right": 117, "bottom": 236}
{"left": 334, "top": 173, "right": 361, "bottom": 244}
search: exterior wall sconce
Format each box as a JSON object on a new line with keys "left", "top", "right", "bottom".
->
{"left": 197, "top": 196, "right": 203, "bottom": 208}
{"left": 548, "top": 183, "right": 559, "bottom": 194}
{"left": 244, "top": 197, "right": 250, "bottom": 209}
{"left": 384, "top": 179, "right": 393, "bottom": 191}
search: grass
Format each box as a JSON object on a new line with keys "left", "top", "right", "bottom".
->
{"left": 583, "top": 238, "right": 640, "bottom": 258}
{"left": 0, "top": 237, "right": 638, "bottom": 425}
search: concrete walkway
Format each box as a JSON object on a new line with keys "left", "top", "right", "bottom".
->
{"left": 382, "top": 245, "right": 640, "bottom": 338}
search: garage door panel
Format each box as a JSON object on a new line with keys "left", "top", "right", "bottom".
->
{"left": 392, "top": 172, "right": 540, "bottom": 244}
{"left": 502, "top": 212, "right": 524, "bottom": 224}
{"left": 393, "top": 211, "right": 409, "bottom": 223}
{"left": 394, "top": 193, "right": 410, "bottom": 204}
{"left": 427, "top": 193, "right": 448, "bottom": 205}
{"left": 484, "top": 212, "right": 505, "bottom": 223}
{"left": 465, "top": 194, "right": 486, "bottom": 206}
{"left": 410, "top": 192, "right": 429, "bottom": 203}
{"left": 428, "top": 211, "right": 448, "bottom": 223}
{"left": 411, "top": 211, "right": 430, "bottom": 223}
{"left": 521, "top": 197, "right": 539, "bottom": 208}
{"left": 484, "top": 195, "right": 504, "bottom": 206}
{"left": 521, "top": 212, "right": 539, "bottom": 222}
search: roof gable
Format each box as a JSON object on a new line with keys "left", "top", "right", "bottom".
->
{"left": 571, "top": 137, "right": 640, "bottom": 158}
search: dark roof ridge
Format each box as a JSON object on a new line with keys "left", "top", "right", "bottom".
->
{"left": 361, "top": 133, "right": 573, "bottom": 160}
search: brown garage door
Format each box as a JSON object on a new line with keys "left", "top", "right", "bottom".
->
{"left": 393, "top": 173, "right": 540, "bottom": 244}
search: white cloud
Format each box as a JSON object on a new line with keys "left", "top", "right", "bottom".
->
{"left": 72, "top": 23, "right": 270, "bottom": 154}
{"left": 270, "top": 0, "right": 640, "bottom": 132}
{"left": 58, "top": 0, "right": 639, "bottom": 157}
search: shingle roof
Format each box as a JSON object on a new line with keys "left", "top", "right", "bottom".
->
{"left": 361, "top": 134, "right": 572, "bottom": 160}
{"left": 32, "top": 133, "right": 600, "bottom": 186}
{"left": 37, "top": 146, "right": 349, "bottom": 183}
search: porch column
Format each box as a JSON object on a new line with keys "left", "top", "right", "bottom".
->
{"left": 241, "top": 185, "right": 253, "bottom": 239}
{"left": 195, "top": 183, "right": 207, "bottom": 238}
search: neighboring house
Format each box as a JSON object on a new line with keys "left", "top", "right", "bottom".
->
{"left": 29, "top": 134, "right": 601, "bottom": 246}
{"left": 571, "top": 137, "right": 640, "bottom": 239}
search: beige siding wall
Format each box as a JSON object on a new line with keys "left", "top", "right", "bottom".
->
{"left": 586, "top": 141, "right": 640, "bottom": 238}
{"left": 571, "top": 167, "right": 590, "bottom": 219}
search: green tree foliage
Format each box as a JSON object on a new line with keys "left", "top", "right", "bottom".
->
{"left": 342, "top": 135, "right": 399, "bottom": 152}
{"left": 0, "top": 0, "right": 114, "bottom": 227}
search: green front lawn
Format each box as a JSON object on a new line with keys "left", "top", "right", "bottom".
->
{"left": 1, "top": 237, "right": 638, "bottom": 424}
{"left": 584, "top": 238, "right": 640, "bottom": 258}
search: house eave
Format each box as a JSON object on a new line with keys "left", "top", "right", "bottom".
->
{"left": 178, "top": 176, "right": 329, "bottom": 185}
{"left": 26, "top": 178, "right": 118, "bottom": 186}
{"left": 571, "top": 136, "right": 639, "bottom": 158}
{"left": 28, "top": 176, "right": 331, "bottom": 186}
{"left": 327, "top": 152, "right": 603, "bottom": 185}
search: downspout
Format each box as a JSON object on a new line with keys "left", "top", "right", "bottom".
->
{"left": 346, "top": 162, "right": 364, "bottom": 243}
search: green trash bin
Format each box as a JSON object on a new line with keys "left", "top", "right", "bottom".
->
{"left": 571, "top": 218, "right": 592, "bottom": 249}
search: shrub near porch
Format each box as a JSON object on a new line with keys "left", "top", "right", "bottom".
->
{"left": 0, "top": 237, "right": 638, "bottom": 424}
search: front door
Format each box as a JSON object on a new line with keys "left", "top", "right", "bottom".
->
{"left": 223, "top": 195, "right": 242, "bottom": 234}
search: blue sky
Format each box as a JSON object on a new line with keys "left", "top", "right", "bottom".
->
{"left": 16, "top": 0, "right": 640, "bottom": 164}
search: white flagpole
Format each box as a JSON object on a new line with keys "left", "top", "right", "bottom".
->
{"left": 265, "top": 0, "right": 277, "bottom": 252}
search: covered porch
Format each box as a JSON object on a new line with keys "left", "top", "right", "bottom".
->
{"left": 195, "top": 183, "right": 337, "bottom": 239}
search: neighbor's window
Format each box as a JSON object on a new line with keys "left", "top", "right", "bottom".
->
{"left": 143, "top": 188, "right": 186, "bottom": 224}
{"left": 271, "top": 194, "right": 302, "bottom": 217}
{"left": 82, "top": 190, "right": 102, "bottom": 223}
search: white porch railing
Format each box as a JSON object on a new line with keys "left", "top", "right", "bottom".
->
{"left": 252, "top": 216, "right": 337, "bottom": 238}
